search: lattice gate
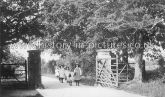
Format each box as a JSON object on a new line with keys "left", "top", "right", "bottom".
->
{"left": 0, "top": 61, "right": 28, "bottom": 88}
{"left": 96, "top": 49, "right": 132, "bottom": 87}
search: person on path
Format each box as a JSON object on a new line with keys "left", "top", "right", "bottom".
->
{"left": 74, "top": 64, "right": 82, "bottom": 86}
{"left": 59, "top": 65, "right": 65, "bottom": 83}
{"left": 55, "top": 66, "right": 60, "bottom": 78}
{"left": 65, "top": 67, "right": 73, "bottom": 86}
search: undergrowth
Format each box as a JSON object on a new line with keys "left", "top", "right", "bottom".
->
{"left": 120, "top": 78, "right": 165, "bottom": 97}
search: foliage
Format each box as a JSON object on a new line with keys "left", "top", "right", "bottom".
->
{"left": 2, "top": 47, "right": 26, "bottom": 64}
{"left": 43, "top": 0, "right": 165, "bottom": 53}
{"left": 1, "top": 45, "right": 25, "bottom": 64}
{"left": 0, "top": 0, "right": 45, "bottom": 46}
{"left": 89, "top": 0, "right": 165, "bottom": 82}
{"left": 0, "top": 0, "right": 46, "bottom": 62}
{"left": 42, "top": 0, "right": 165, "bottom": 79}
{"left": 90, "top": 0, "right": 165, "bottom": 48}
{"left": 42, "top": 0, "right": 98, "bottom": 75}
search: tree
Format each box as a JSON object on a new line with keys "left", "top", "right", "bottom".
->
{"left": 0, "top": 0, "right": 45, "bottom": 60}
{"left": 0, "top": 0, "right": 45, "bottom": 92}
{"left": 43, "top": 0, "right": 165, "bottom": 82}
{"left": 41, "top": 0, "right": 100, "bottom": 76}
{"left": 88, "top": 0, "right": 165, "bottom": 82}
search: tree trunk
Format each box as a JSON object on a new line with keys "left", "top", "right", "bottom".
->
{"left": 133, "top": 29, "right": 146, "bottom": 82}
{"left": 133, "top": 52, "right": 143, "bottom": 82}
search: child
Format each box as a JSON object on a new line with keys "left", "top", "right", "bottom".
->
{"left": 65, "top": 67, "right": 73, "bottom": 86}
{"left": 55, "top": 66, "right": 59, "bottom": 78}
{"left": 59, "top": 65, "right": 65, "bottom": 83}
{"left": 67, "top": 73, "right": 72, "bottom": 86}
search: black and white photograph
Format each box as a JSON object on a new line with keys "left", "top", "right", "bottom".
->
{"left": 1, "top": 0, "right": 165, "bottom": 97}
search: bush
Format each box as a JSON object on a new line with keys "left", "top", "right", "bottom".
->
{"left": 157, "top": 56, "right": 165, "bottom": 76}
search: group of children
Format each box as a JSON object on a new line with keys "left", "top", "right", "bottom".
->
{"left": 55, "top": 64, "right": 82, "bottom": 86}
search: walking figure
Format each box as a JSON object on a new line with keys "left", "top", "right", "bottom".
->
{"left": 74, "top": 64, "right": 82, "bottom": 86}
{"left": 55, "top": 66, "right": 59, "bottom": 78}
{"left": 65, "top": 67, "right": 73, "bottom": 86}
{"left": 59, "top": 65, "right": 65, "bottom": 83}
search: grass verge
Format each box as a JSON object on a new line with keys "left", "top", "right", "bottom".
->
{"left": 119, "top": 78, "right": 165, "bottom": 97}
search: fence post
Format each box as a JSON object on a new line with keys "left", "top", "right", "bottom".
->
{"left": 25, "top": 60, "right": 28, "bottom": 88}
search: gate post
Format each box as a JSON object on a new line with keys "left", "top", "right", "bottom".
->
{"left": 0, "top": 64, "right": 1, "bottom": 96}
{"left": 0, "top": 49, "right": 2, "bottom": 96}
{"left": 27, "top": 50, "right": 43, "bottom": 89}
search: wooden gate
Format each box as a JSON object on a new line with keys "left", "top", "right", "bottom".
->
{"left": 0, "top": 61, "right": 28, "bottom": 88}
{"left": 96, "top": 58, "right": 118, "bottom": 87}
{"left": 96, "top": 49, "right": 132, "bottom": 87}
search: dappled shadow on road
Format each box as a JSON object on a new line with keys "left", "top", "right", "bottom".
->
{"left": 1, "top": 81, "right": 44, "bottom": 97}
{"left": 80, "top": 77, "right": 95, "bottom": 86}
{"left": 41, "top": 76, "right": 95, "bottom": 90}
{"left": 37, "top": 85, "right": 146, "bottom": 97}
{"left": 25, "top": 94, "right": 43, "bottom": 97}
{"left": 2, "top": 88, "right": 44, "bottom": 97}
{"left": 42, "top": 76, "right": 74, "bottom": 89}
{"left": 38, "top": 76, "right": 147, "bottom": 97}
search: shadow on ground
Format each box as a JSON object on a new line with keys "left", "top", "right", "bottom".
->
{"left": 80, "top": 77, "right": 95, "bottom": 86}
{"left": 1, "top": 83, "right": 43, "bottom": 97}
{"left": 2, "top": 88, "right": 44, "bottom": 97}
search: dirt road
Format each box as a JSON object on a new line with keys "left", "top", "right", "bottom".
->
{"left": 37, "top": 76, "right": 147, "bottom": 97}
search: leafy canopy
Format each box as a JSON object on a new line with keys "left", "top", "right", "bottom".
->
{"left": 0, "top": 0, "right": 45, "bottom": 46}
